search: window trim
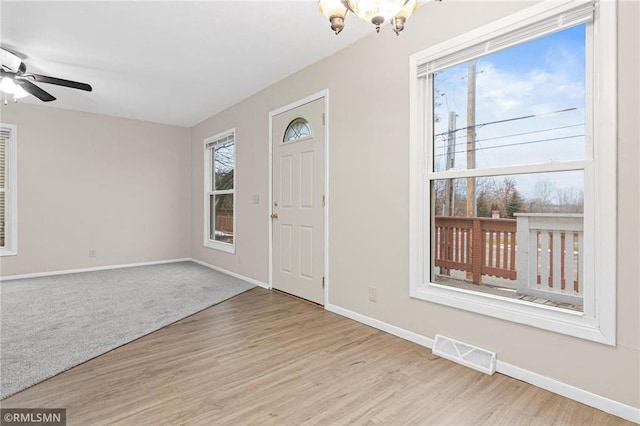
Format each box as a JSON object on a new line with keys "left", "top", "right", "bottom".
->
{"left": 408, "top": 0, "right": 616, "bottom": 345}
{"left": 203, "top": 128, "right": 236, "bottom": 254}
{"left": 1, "top": 124, "right": 18, "bottom": 257}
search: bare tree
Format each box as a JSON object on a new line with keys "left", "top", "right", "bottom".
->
{"left": 556, "top": 187, "right": 584, "bottom": 213}
{"left": 433, "top": 179, "right": 447, "bottom": 216}
{"left": 475, "top": 177, "right": 498, "bottom": 217}
{"left": 494, "top": 177, "right": 517, "bottom": 217}
{"left": 531, "top": 179, "right": 556, "bottom": 213}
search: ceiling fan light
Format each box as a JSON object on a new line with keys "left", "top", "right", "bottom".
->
{"left": 13, "top": 84, "right": 29, "bottom": 99}
{"left": 0, "top": 77, "right": 18, "bottom": 94}
{"left": 0, "top": 78, "right": 29, "bottom": 99}
{"left": 318, "top": 0, "right": 348, "bottom": 34}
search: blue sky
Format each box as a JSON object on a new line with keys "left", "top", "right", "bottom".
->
{"left": 432, "top": 24, "right": 587, "bottom": 200}
{"left": 485, "top": 25, "right": 585, "bottom": 74}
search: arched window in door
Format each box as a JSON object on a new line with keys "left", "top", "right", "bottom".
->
{"left": 283, "top": 117, "right": 311, "bottom": 142}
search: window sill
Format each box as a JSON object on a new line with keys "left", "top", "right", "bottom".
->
{"left": 0, "top": 249, "right": 18, "bottom": 257}
{"left": 204, "top": 240, "right": 235, "bottom": 254}
{"left": 410, "top": 281, "right": 614, "bottom": 346}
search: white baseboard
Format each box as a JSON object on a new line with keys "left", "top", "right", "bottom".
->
{"left": 325, "top": 303, "right": 434, "bottom": 349}
{"left": 0, "top": 258, "right": 191, "bottom": 281}
{"left": 497, "top": 360, "right": 640, "bottom": 424}
{"left": 325, "top": 303, "right": 639, "bottom": 424}
{"left": 188, "top": 258, "right": 269, "bottom": 289}
{"left": 1, "top": 257, "right": 270, "bottom": 291}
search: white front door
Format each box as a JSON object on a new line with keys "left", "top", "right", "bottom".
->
{"left": 271, "top": 98, "right": 325, "bottom": 305}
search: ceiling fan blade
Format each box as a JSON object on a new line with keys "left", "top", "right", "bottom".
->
{"left": 31, "top": 74, "right": 92, "bottom": 92}
{"left": 17, "top": 80, "right": 56, "bottom": 102}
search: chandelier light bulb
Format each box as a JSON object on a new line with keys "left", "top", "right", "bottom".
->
{"left": 318, "top": 0, "right": 349, "bottom": 34}
{"left": 391, "top": 0, "right": 418, "bottom": 35}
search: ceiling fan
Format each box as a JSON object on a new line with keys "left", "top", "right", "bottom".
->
{"left": 1, "top": 47, "right": 92, "bottom": 103}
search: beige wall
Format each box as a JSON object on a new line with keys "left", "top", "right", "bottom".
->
{"left": 190, "top": 97, "right": 271, "bottom": 283}
{"left": 0, "top": 104, "right": 191, "bottom": 276}
{"left": 190, "top": 1, "right": 639, "bottom": 408}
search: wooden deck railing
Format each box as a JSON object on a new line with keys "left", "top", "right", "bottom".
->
{"left": 434, "top": 217, "right": 517, "bottom": 285}
{"left": 434, "top": 215, "right": 583, "bottom": 305}
{"left": 515, "top": 213, "right": 583, "bottom": 305}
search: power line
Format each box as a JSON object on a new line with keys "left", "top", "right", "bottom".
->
{"left": 434, "top": 123, "right": 584, "bottom": 149}
{"left": 473, "top": 123, "right": 583, "bottom": 144}
{"left": 434, "top": 107, "right": 578, "bottom": 138}
{"left": 434, "top": 134, "right": 584, "bottom": 158}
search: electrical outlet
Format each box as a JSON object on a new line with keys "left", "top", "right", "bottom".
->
{"left": 89, "top": 249, "right": 96, "bottom": 258}
{"left": 368, "top": 286, "right": 377, "bottom": 302}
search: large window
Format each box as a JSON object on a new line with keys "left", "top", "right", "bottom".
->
{"left": 409, "top": 1, "right": 616, "bottom": 344}
{"left": 0, "top": 124, "right": 17, "bottom": 256}
{"left": 204, "top": 129, "right": 235, "bottom": 253}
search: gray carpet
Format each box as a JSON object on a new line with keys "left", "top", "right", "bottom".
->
{"left": 0, "top": 261, "right": 255, "bottom": 399}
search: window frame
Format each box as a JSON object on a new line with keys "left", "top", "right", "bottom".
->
{"left": 203, "top": 128, "right": 236, "bottom": 254}
{"left": 0, "top": 123, "right": 18, "bottom": 257}
{"left": 408, "top": 0, "right": 616, "bottom": 345}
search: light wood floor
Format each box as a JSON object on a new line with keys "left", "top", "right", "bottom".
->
{"left": 2, "top": 288, "right": 632, "bottom": 425}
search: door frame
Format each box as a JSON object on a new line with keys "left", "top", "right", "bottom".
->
{"left": 268, "top": 89, "right": 329, "bottom": 305}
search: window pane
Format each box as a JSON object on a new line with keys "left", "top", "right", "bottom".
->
{"left": 0, "top": 137, "right": 5, "bottom": 189}
{"left": 214, "top": 142, "right": 234, "bottom": 190}
{"left": 214, "top": 193, "right": 234, "bottom": 244}
{"left": 431, "top": 171, "right": 584, "bottom": 312}
{"left": 283, "top": 118, "right": 311, "bottom": 142}
{"left": 209, "top": 194, "right": 215, "bottom": 241}
{"left": 0, "top": 191, "right": 5, "bottom": 248}
{"left": 433, "top": 25, "right": 586, "bottom": 172}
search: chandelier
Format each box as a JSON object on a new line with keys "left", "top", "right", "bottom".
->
{"left": 318, "top": 0, "right": 418, "bottom": 35}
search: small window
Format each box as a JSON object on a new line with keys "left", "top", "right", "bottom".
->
{"left": 283, "top": 117, "right": 311, "bottom": 142}
{"left": 204, "top": 129, "right": 235, "bottom": 253}
{"left": 1, "top": 124, "right": 17, "bottom": 256}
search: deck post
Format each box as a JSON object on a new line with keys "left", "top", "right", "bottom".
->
{"left": 515, "top": 214, "right": 530, "bottom": 296}
{"left": 472, "top": 218, "right": 482, "bottom": 284}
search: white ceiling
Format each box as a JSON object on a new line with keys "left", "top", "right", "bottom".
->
{"left": 1, "top": 1, "right": 375, "bottom": 127}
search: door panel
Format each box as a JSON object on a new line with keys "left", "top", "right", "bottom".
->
{"left": 280, "top": 155, "right": 293, "bottom": 208}
{"left": 272, "top": 98, "right": 325, "bottom": 304}
{"left": 300, "top": 225, "right": 314, "bottom": 279}
{"left": 280, "top": 224, "right": 293, "bottom": 273}
{"left": 300, "top": 151, "right": 315, "bottom": 208}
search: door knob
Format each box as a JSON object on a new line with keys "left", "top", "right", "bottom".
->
{"left": 271, "top": 213, "right": 279, "bottom": 219}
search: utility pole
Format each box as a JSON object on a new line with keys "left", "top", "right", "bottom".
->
{"left": 466, "top": 60, "right": 477, "bottom": 283}
{"left": 466, "top": 60, "right": 477, "bottom": 218}
{"left": 445, "top": 111, "right": 456, "bottom": 216}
